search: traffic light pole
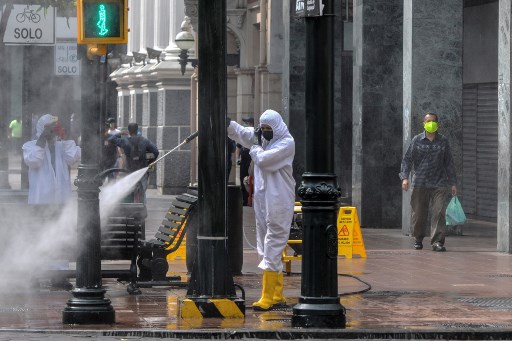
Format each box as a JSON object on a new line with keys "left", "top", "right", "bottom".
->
{"left": 62, "top": 0, "right": 127, "bottom": 324}
{"left": 63, "top": 45, "right": 115, "bottom": 324}
{"left": 292, "top": 0, "right": 346, "bottom": 328}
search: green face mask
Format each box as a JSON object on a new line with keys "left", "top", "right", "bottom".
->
{"left": 424, "top": 121, "right": 438, "bottom": 133}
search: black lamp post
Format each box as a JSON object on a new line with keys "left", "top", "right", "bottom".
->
{"left": 62, "top": 47, "right": 115, "bottom": 324}
{"left": 292, "top": 0, "right": 346, "bottom": 328}
{"left": 175, "top": 16, "right": 198, "bottom": 76}
{"left": 178, "top": 1, "right": 244, "bottom": 317}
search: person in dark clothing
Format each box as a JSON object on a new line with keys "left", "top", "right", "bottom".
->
{"left": 399, "top": 112, "right": 457, "bottom": 252}
{"left": 237, "top": 117, "right": 254, "bottom": 205}
{"left": 227, "top": 137, "right": 236, "bottom": 181}
{"left": 108, "top": 123, "right": 159, "bottom": 202}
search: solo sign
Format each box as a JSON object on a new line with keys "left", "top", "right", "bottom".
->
{"left": 55, "top": 42, "right": 80, "bottom": 76}
{"left": 3, "top": 5, "right": 55, "bottom": 45}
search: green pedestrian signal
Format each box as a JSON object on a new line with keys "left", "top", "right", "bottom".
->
{"left": 77, "top": 0, "right": 128, "bottom": 44}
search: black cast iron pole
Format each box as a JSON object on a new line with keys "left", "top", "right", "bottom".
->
{"left": 292, "top": 0, "right": 346, "bottom": 328}
{"left": 185, "top": 0, "right": 242, "bottom": 313}
{"left": 63, "top": 47, "right": 115, "bottom": 324}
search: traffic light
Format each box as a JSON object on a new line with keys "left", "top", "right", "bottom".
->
{"left": 77, "top": 0, "right": 128, "bottom": 44}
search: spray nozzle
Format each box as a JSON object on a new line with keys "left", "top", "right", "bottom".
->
{"left": 185, "top": 131, "right": 199, "bottom": 143}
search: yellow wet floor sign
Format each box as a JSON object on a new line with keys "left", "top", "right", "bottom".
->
{"left": 337, "top": 206, "right": 367, "bottom": 258}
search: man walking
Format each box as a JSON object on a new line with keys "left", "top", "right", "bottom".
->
{"left": 399, "top": 112, "right": 457, "bottom": 252}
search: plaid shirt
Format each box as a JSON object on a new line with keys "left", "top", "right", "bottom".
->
{"left": 399, "top": 132, "right": 457, "bottom": 188}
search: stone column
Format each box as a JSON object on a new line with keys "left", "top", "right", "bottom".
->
{"left": 116, "top": 85, "right": 130, "bottom": 128}
{"left": 156, "top": 81, "right": 192, "bottom": 194}
{"left": 128, "top": 0, "right": 140, "bottom": 53}
{"left": 287, "top": 12, "right": 306, "bottom": 193}
{"left": 261, "top": 0, "right": 283, "bottom": 114}
{"left": 235, "top": 68, "right": 255, "bottom": 122}
{"left": 129, "top": 85, "right": 143, "bottom": 124}
{"left": 144, "top": 0, "right": 155, "bottom": 51}
{"left": 498, "top": 0, "right": 512, "bottom": 253}
{"left": 142, "top": 82, "right": 158, "bottom": 188}
{"left": 164, "top": 0, "right": 186, "bottom": 61}
{"left": 352, "top": 0, "right": 403, "bottom": 228}
{"left": 402, "top": 0, "right": 463, "bottom": 234}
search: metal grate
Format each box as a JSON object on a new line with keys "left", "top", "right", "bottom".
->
{"left": 488, "top": 273, "right": 512, "bottom": 278}
{"left": 438, "top": 322, "right": 511, "bottom": 329}
{"left": 0, "top": 305, "right": 29, "bottom": 312}
{"left": 459, "top": 297, "right": 512, "bottom": 310}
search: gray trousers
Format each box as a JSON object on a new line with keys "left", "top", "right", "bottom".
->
{"left": 410, "top": 187, "right": 449, "bottom": 246}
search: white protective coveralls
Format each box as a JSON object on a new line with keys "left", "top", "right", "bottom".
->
{"left": 22, "top": 114, "right": 81, "bottom": 205}
{"left": 228, "top": 109, "right": 295, "bottom": 272}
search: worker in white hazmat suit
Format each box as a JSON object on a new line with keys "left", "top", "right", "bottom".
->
{"left": 23, "top": 114, "right": 81, "bottom": 289}
{"left": 23, "top": 114, "right": 81, "bottom": 205}
{"left": 228, "top": 109, "right": 295, "bottom": 311}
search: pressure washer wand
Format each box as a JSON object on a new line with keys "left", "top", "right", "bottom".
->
{"left": 149, "top": 131, "right": 199, "bottom": 167}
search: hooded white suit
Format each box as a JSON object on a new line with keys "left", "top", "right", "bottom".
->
{"left": 22, "top": 114, "right": 81, "bottom": 205}
{"left": 228, "top": 110, "right": 295, "bottom": 272}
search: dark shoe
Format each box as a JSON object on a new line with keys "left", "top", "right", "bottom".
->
{"left": 432, "top": 243, "right": 446, "bottom": 252}
{"left": 413, "top": 241, "right": 423, "bottom": 250}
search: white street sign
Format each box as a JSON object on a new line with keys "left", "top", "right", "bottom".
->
{"left": 3, "top": 5, "right": 55, "bottom": 45}
{"left": 55, "top": 42, "right": 80, "bottom": 76}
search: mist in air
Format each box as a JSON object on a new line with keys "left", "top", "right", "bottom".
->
{"left": 0, "top": 167, "right": 148, "bottom": 292}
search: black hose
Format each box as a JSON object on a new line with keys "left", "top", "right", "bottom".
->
{"left": 233, "top": 282, "right": 246, "bottom": 300}
{"left": 283, "top": 271, "right": 372, "bottom": 296}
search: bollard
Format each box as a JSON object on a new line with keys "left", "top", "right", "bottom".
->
{"left": 186, "top": 185, "right": 243, "bottom": 274}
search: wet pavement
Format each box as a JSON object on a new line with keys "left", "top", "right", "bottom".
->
{"left": 1, "top": 155, "right": 512, "bottom": 339}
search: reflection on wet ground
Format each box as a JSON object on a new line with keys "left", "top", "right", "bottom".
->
{"left": 0, "top": 230, "right": 511, "bottom": 338}
{"left": 1, "top": 165, "right": 512, "bottom": 338}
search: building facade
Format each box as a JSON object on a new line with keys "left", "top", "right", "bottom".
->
{"left": 113, "top": 0, "right": 511, "bottom": 252}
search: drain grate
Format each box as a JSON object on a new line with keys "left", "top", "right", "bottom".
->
{"left": 0, "top": 305, "right": 29, "bottom": 312}
{"left": 459, "top": 297, "right": 512, "bottom": 310}
{"left": 437, "top": 322, "right": 511, "bottom": 329}
{"left": 489, "top": 273, "right": 512, "bottom": 278}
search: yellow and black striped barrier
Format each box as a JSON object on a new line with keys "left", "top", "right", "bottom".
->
{"left": 179, "top": 298, "right": 245, "bottom": 318}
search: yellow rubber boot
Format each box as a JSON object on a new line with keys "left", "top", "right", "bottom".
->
{"left": 272, "top": 272, "right": 286, "bottom": 306}
{"left": 252, "top": 270, "right": 278, "bottom": 311}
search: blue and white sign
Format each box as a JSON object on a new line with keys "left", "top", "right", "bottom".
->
{"left": 3, "top": 5, "right": 55, "bottom": 45}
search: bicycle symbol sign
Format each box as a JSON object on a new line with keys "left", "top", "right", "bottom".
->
{"left": 15, "top": 7, "right": 41, "bottom": 23}
{"left": 4, "top": 4, "right": 55, "bottom": 45}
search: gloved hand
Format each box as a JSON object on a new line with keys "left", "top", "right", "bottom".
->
{"left": 36, "top": 125, "right": 54, "bottom": 147}
{"left": 148, "top": 162, "right": 156, "bottom": 172}
{"left": 252, "top": 127, "right": 262, "bottom": 146}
